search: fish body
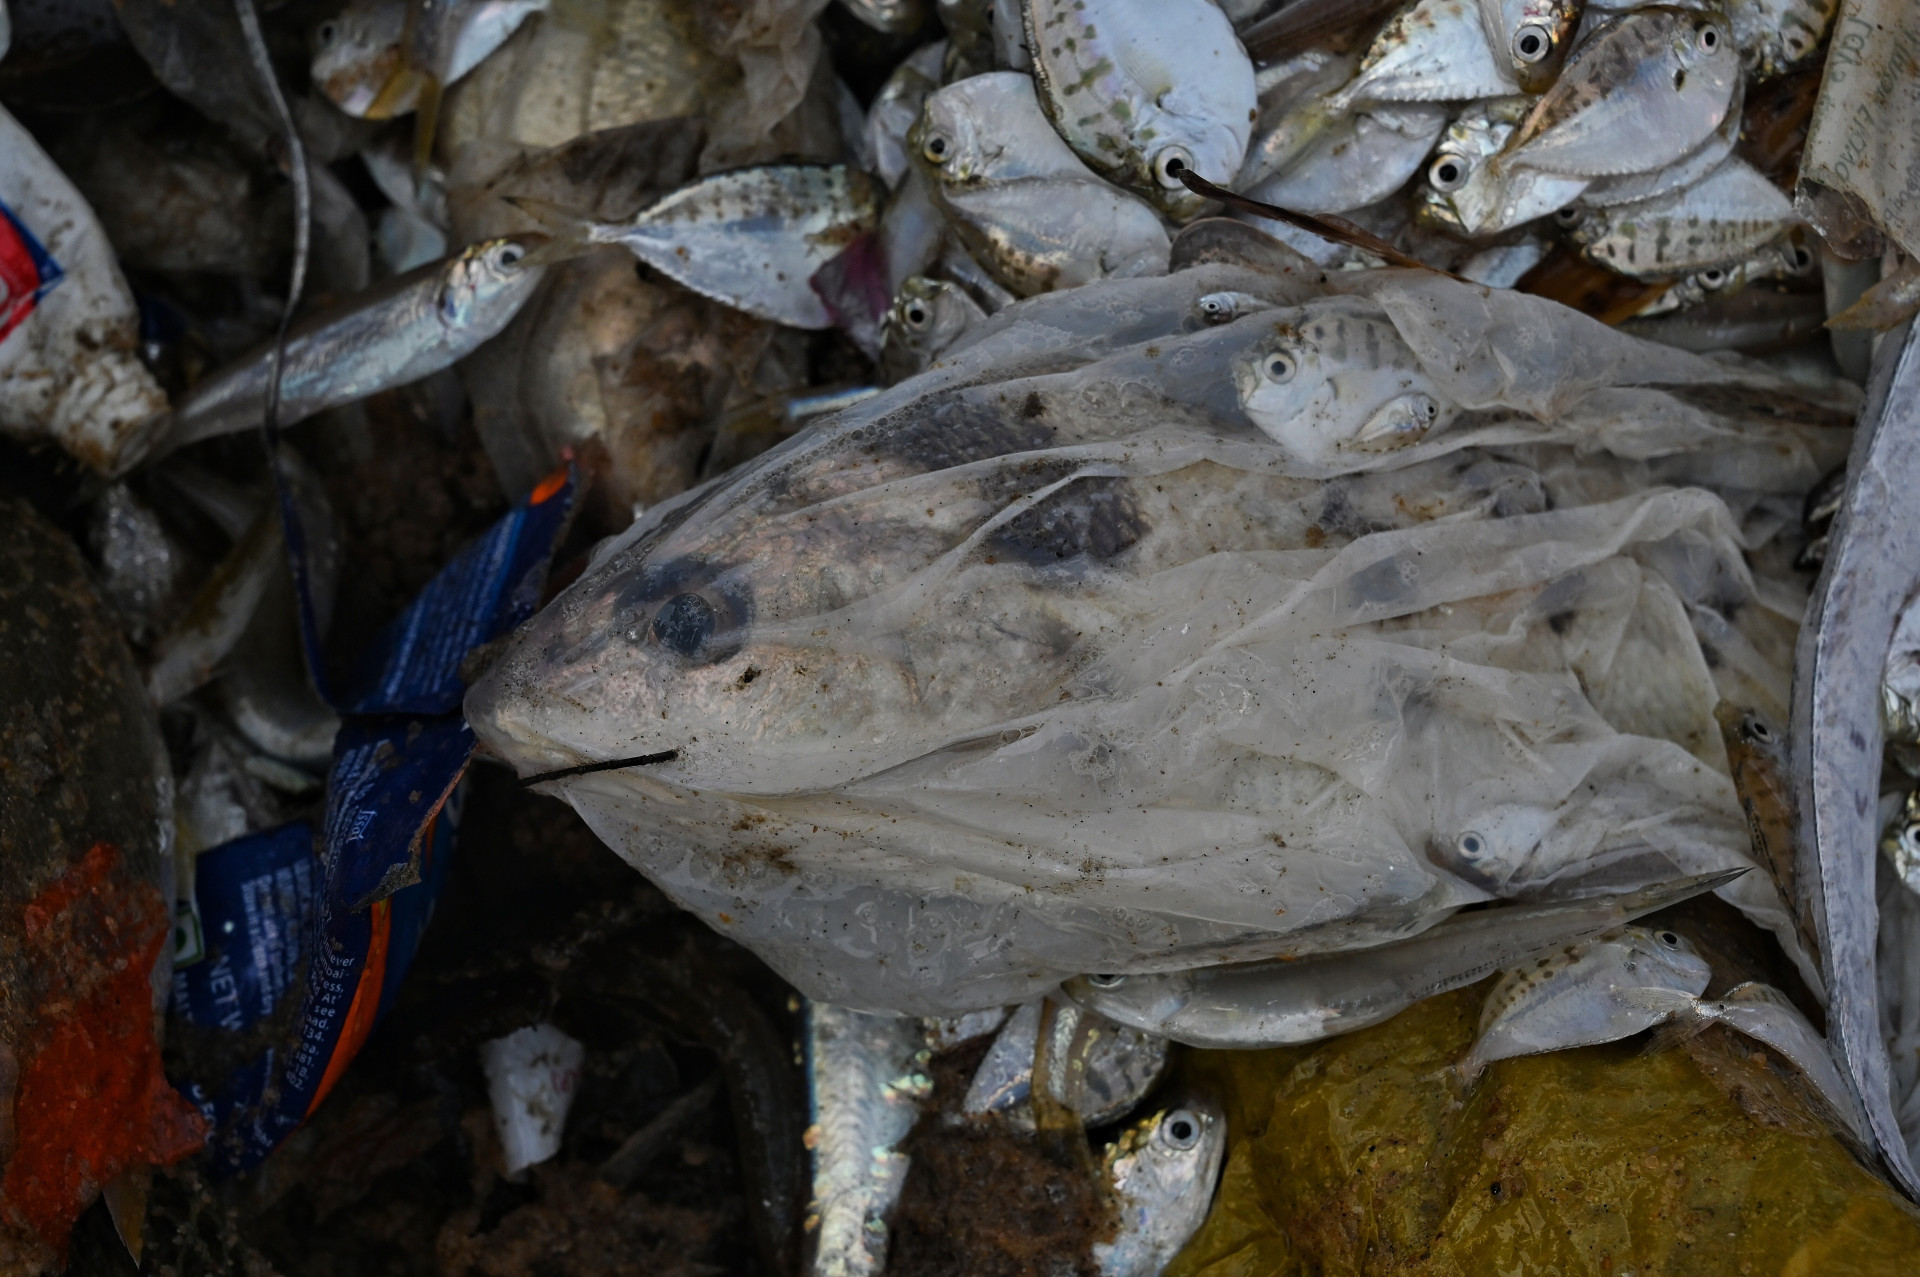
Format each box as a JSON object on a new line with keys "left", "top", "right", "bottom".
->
{"left": 881, "top": 276, "right": 988, "bottom": 380}
{"left": 1726, "top": 0, "right": 1832, "bottom": 79}
{"left": 840, "top": 0, "right": 929, "bottom": 34}
{"left": 1502, "top": 6, "right": 1738, "bottom": 179}
{"left": 1578, "top": 70, "right": 1743, "bottom": 209}
{"left": 914, "top": 74, "right": 1170, "bottom": 295}
{"left": 163, "top": 237, "right": 546, "bottom": 450}
{"left": 961, "top": 999, "right": 1169, "bottom": 1129}
{"left": 1064, "top": 873, "right": 1739, "bottom": 1048}
{"left": 1632, "top": 236, "right": 1814, "bottom": 318}
{"left": 804, "top": 1004, "right": 930, "bottom": 1277}
{"left": 1246, "top": 103, "right": 1448, "bottom": 216}
{"left": 1023, "top": 0, "right": 1257, "bottom": 218}
{"left": 552, "top": 166, "right": 881, "bottom": 329}
{"left": 1881, "top": 788, "right": 1920, "bottom": 896}
{"left": 1333, "top": 0, "right": 1518, "bottom": 109}
{"left": 1232, "top": 298, "right": 1457, "bottom": 465}
{"left": 312, "top": 0, "right": 549, "bottom": 118}
{"left": 1092, "top": 1098, "right": 1227, "bottom": 1277}
{"left": 1570, "top": 156, "right": 1797, "bottom": 279}
{"left": 1416, "top": 95, "right": 1530, "bottom": 232}
{"left": 1459, "top": 924, "right": 1712, "bottom": 1078}
{"left": 866, "top": 41, "right": 947, "bottom": 190}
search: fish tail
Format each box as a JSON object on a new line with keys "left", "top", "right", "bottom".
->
{"left": 1826, "top": 261, "right": 1920, "bottom": 332}
{"left": 504, "top": 197, "right": 606, "bottom": 260}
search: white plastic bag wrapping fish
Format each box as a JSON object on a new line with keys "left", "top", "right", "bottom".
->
{"left": 469, "top": 265, "right": 1845, "bottom": 1015}
{"left": 0, "top": 105, "right": 167, "bottom": 475}
{"left": 1797, "top": 0, "right": 1920, "bottom": 257}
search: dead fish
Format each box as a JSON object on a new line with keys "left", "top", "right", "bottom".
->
{"left": 1481, "top": 0, "right": 1584, "bottom": 93}
{"left": 1023, "top": 0, "right": 1257, "bottom": 218}
{"left": 143, "top": 506, "right": 283, "bottom": 708}
{"left": 913, "top": 73, "right": 1170, "bottom": 295}
{"left": 1499, "top": 6, "right": 1739, "bottom": 180}
{"left": 160, "top": 236, "right": 545, "bottom": 451}
{"left": 804, "top": 1003, "right": 930, "bottom": 1277}
{"left": 840, "top": 0, "right": 928, "bottom": 34}
{"left": 1456, "top": 923, "right": 1713, "bottom": 1080}
{"left": 523, "top": 166, "right": 880, "bottom": 329}
{"left": 1330, "top": 0, "right": 1520, "bottom": 109}
{"left": 961, "top": 999, "right": 1169, "bottom": 1129}
{"left": 1568, "top": 156, "right": 1797, "bottom": 280}
{"left": 866, "top": 41, "right": 947, "bottom": 190}
{"left": 1232, "top": 298, "right": 1458, "bottom": 465}
{"left": 1714, "top": 702, "right": 1824, "bottom": 995}
{"left": 311, "top": 0, "right": 550, "bottom": 119}
{"left": 1196, "top": 290, "right": 1274, "bottom": 325}
{"left": 1236, "top": 50, "right": 1357, "bottom": 190}
{"left": 1415, "top": 95, "right": 1531, "bottom": 233}
{"left": 1618, "top": 286, "right": 1827, "bottom": 354}
{"left": 1633, "top": 981, "right": 1867, "bottom": 1139}
{"left": 1577, "top": 66, "right": 1743, "bottom": 208}
{"left": 1727, "top": 0, "right": 1833, "bottom": 80}
{"left": 1245, "top": 102, "right": 1448, "bottom": 216}
{"left": 1063, "top": 873, "right": 1739, "bottom": 1049}
{"left": 1882, "top": 788, "right": 1920, "bottom": 896}
{"left": 1632, "top": 236, "right": 1815, "bottom": 318}
{"left": 1092, "top": 1097, "right": 1226, "bottom": 1277}
{"left": 881, "top": 276, "right": 987, "bottom": 380}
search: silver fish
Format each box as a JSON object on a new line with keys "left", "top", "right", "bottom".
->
{"left": 865, "top": 41, "right": 947, "bottom": 190}
{"left": 1727, "top": 0, "right": 1833, "bottom": 79}
{"left": 913, "top": 73, "right": 1171, "bottom": 295}
{"left": 1245, "top": 103, "right": 1448, "bottom": 216}
{"left": 1063, "top": 873, "right": 1739, "bottom": 1049}
{"left": 1499, "top": 6, "right": 1739, "bottom": 179}
{"left": 961, "top": 999, "right": 1169, "bottom": 1129}
{"left": 1023, "top": 0, "right": 1257, "bottom": 218}
{"left": 1883, "top": 596, "right": 1920, "bottom": 746}
{"left": 1881, "top": 788, "right": 1920, "bottom": 896}
{"left": 1092, "top": 1097, "right": 1227, "bottom": 1277}
{"left": 1195, "top": 290, "right": 1274, "bottom": 325}
{"left": 1331, "top": 0, "right": 1519, "bottom": 109}
{"left": 1415, "top": 95, "right": 1531, "bottom": 233}
{"left": 1456, "top": 923, "right": 1713, "bottom": 1080}
{"left": 161, "top": 237, "right": 546, "bottom": 451}
{"left": 1569, "top": 156, "right": 1798, "bottom": 280}
{"left": 1633, "top": 981, "right": 1868, "bottom": 1140}
{"left": 1577, "top": 68, "right": 1743, "bottom": 208}
{"left": 1632, "top": 236, "right": 1815, "bottom": 318}
{"left": 1237, "top": 50, "right": 1357, "bottom": 191}
{"left": 1232, "top": 298, "right": 1458, "bottom": 466}
{"left": 881, "top": 276, "right": 988, "bottom": 380}
{"left": 142, "top": 507, "right": 283, "bottom": 708}
{"left": 311, "top": 0, "right": 411, "bottom": 117}
{"left": 840, "top": 0, "right": 929, "bottom": 34}
{"left": 524, "top": 166, "right": 881, "bottom": 329}
{"left": 1480, "top": 0, "right": 1584, "bottom": 94}
{"left": 804, "top": 1003, "right": 931, "bottom": 1277}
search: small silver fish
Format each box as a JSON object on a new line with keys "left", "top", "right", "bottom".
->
{"left": 1245, "top": 103, "right": 1448, "bottom": 216}
{"left": 1232, "top": 299, "right": 1457, "bottom": 466}
{"left": 1092, "top": 1098, "right": 1227, "bottom": 1277}
{"left": 523, "top": 166, "right": 881, "bottom": 329}
{"left": 1023, "top": 0, "right": 1257, "bottom": 218}
{"left": 961, "top": 999, "right": 1169, "bottom": 1129}
{"left": 1457, "top": 924, "right": 1713, "bottom": 1080}
{"left": 1632, "top": 237, "right": 1815, "bottom": 318}
{"left": 1726, "top": 0, "right": 1833, "bottom": 79}
{"left": 311, "top": 0, "right": 411, "bottom": 117}
{"left": 1632, "top": 981, "right": 1868, "bottom": 1139}
{"left": 1569, "top": 156, "right": 1798, "bottom": 280}
{"left": 1195, "top": 290, "right": 1274, "bottom": 325}
{"left": 1063, "top": 873, "right": 1740, "bottom": 1049}
{"left": 881, "top": 276, "right": 988, "bottom": 380}
{"left": 913, "top": 73, "right": 1171, "bottom": 296}
{"left": 1500, "top": 6, "right": 1739, "bottom": 179}
{"left": 839, "top": 0, "right": 928, "bottom": 35}
{"left": 804, "top": 1003, "right": 931, "bottom": 1277}
{"left": 865, "top": 41, "right": 947, "bottom": 189}
{"left": 162, "top": 237, "right": 547, "bottom": 451}
{"left": 1415, "top": 96, "right": 1530, "bottom": 233}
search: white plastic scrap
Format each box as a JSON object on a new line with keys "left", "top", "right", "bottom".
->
{"left": 0, "top": 105, "right": 168, "bottom": 475}
{"left": 469, "top": 266, "right": 1850, "bottom": 1016}
{"left": 480, "top": 1023, "right": 586, "bottom": 1174}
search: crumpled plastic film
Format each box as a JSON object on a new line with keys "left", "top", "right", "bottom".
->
{"left": 470, "top": 268, "right": 1850, "bottom": 1014}
{"left": 1165, "top": 984, "right": 1920, "bottom": 1276}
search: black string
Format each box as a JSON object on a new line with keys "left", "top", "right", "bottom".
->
{"left": 520, "top": 751, "right": 681, "bottom": 786}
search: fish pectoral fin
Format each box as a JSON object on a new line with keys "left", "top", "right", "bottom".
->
{"left": 1342, "top": 395, "right": 1438, "bottom": 451}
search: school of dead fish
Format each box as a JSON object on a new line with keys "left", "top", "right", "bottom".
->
{"left": 3, "top": 0, "right": 1920, "bottom": 1271}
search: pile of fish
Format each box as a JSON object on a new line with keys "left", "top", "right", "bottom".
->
{"left": 3, "top": 0, "right": 1920, "bottom": 1271}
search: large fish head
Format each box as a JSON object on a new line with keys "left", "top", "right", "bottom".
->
{"left": 311, "top": 0, "right": 414, "bottom": 118}
{"left": 1489, "top": 0, "right": 1582, "bottom": 93}
{"left": 1097, "top": 1095, "right": 1228, "bottom": 1270}
{"left": 911, "top": 75, "right": 1001, "bottom": 186}
{"left": 1231, "top": 301, "right": 1452, "bottom": 466}
{"left": 1621, "top": 924, "right": 1713, "bottom": 994}
{"left": 437, "top": 236, "right": 549, "bottom": 330}
{"left": 1416, "top": 100, "right": 1522, "bottom": 231}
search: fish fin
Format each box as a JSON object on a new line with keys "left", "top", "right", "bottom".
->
{"left": 1620, "top": 985, "right": 1702, "bottom": 1054}
{"left": 1826, "top": 258, "right": 1920, "bottom": 332}
{"left": 1612, "top": 866, "right": 1748, "bottom": 919}
{"left": 102, "top": 1167, "right": 150, "bottom": 1264}
{"left": 504, "top": 197, "right": 604, "bottom": 254}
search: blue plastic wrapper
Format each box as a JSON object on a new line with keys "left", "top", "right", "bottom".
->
{"left": 173, "top": 465, "right": 577, "bottom": 1174}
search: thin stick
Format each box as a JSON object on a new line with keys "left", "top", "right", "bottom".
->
{"left": 1173, "top": 164, "right": 1459, "bottom": 279}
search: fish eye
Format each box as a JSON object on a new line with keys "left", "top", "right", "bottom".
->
{"left": 1154, "top": 146, "right": 1195, "bottom": 190}
{"left": 1789, "top": 245, "right": 1814, "bottom": 272}
{"left": 1457, "top": 831, "right": 1488, "bottom": 858}
{"left": 1159, "top": 1109, "right": 1202, "bottom": 1150}
{"left": 1086, "top": 973, "right": 1128, "bottom": 989}
{"left": 1412, "top": 395, "right": 1439, "bottom": 422}
{"left": 1261, "top": 350, "right": 1297, "bottom": 384}
{"left": 1745, "top": 716, "right": 1774, "bottom": 743}
{"left": 1696, "top": 23, "right": 1722, "bottom": 53}
{"left": 317, "top": 20, "right": 337, "bottom": 45}
{"left": 903, "top": 301, "right": 930, "bottom": 329}
{"left": 1553, "top": 205, "right": 1584, "bottom": 229}
{"left": 494, "top": 242, "right": 526, "bottom": 269}
{"left": 652, "top": 593, "right": 718, "bottom": 658}
{"left": 1199, "top": 295, "right": 1233, "bottom": 323}
{"left": 1658, "top": 930, "right": 1681, "bottom": 948}
{"left": 922, "top": 132, "right": 952, "bottom": 164}
{"left": 1697, "top": 267, "right": 1727, "bottom": 289}
{"left": 1512, "top": 23, "right": 1552, "bottom": 63}
{"left": 1428, "top": 154, "right": 1469, "bottom": 193}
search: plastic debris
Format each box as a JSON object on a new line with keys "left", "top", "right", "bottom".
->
{"left": 481, "top": 1023, "right": 587, "bottom": 1175}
